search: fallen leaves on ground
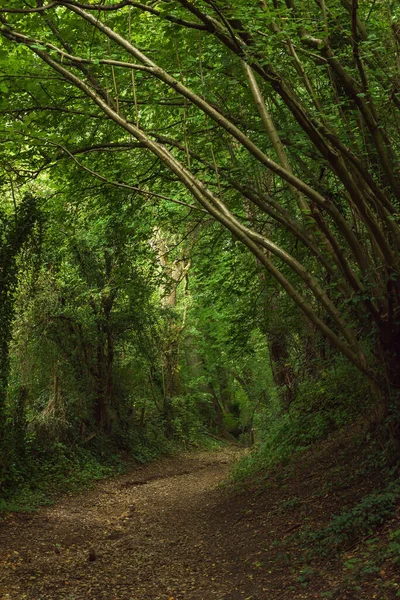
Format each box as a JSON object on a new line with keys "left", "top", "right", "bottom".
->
{"left": 0, "top": 431, "right": 399, "bottom": 599}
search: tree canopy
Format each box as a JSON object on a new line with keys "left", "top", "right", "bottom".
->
{"left": 0, "top": 0, "right": 400, "bottom": 494}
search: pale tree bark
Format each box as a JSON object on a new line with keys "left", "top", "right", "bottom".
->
{"left": 153, "top": 230, "right": 190, "bottom": 434}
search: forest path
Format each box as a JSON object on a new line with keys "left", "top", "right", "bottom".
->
{"left": 1, "top": 433, "right": 397, "bottom": 600}
{"left": 0, "top": 448, "right": 252, "bottom": 600}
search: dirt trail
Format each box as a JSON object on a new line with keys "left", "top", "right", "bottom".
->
{"left": 0, "top": 449, "right": 248, "bottom": 600}
{"left": 1, "top": 434, "right": 399, "bottom": 600}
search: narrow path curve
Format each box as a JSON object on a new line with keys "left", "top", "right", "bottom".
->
{"left": 1, "top": 432, "right": 397, "bottom": 599}
{"left": 0, "top": 449, "right": 248, "bottom": 600}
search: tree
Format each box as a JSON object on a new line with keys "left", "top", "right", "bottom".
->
{"left": 0, "top": 194, "right": 38, "bottom": 429}
{"left": 0, "top": 0, "right": 399, "bottom": 443}
{"left": 8, "top": 177, "right": 164, "bottom": 445}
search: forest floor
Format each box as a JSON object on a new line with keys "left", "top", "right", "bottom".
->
{"left": 0, "top": 431, "right": 399, "bottom": 600}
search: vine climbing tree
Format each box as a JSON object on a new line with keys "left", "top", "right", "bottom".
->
{"left": 0, "top": 195, "right": 38, "bottom": 447}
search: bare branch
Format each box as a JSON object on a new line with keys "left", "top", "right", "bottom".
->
{"left": 59, "top": 0, "right": 208, "bottom": 30}
{"left": 0, "top": 2, "right": 58, "bottom": 13}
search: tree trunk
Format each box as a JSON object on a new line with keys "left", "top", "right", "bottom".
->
{"left": 268, "top": 331, "right": 296, "bottom": 411}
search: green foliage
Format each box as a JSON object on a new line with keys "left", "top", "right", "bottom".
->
{"left": 232, "top": 354, "right": 370, "bottom": 483}
{"left": 387, "top": 529, "right": 400, "bottom": 565}
{"left": 296, "top": 566, "right": 314, "bottom": 587}
{"left": 292, "top": 354, "right": 371, "bottom": 430}
{"left": 0, "top": 442, "right": 125, "bottom": 513}
{"left": 305, "top": 479, "right": 400, "bottom": 556}
{"left": 230, "top": 414, "right": 303, "bottom": 484}
{"left": 0, "top": 194, "right": 39, "bottom": 400}
{"left": 170, "top": 394, "right": 205, "bottom": 445}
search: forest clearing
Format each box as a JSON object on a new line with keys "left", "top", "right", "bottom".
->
{"left": 1, "top": 0, "right": 400, "bottom": 597}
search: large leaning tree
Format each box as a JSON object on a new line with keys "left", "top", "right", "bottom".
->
{"left": 0, "top": 0, "right": 399, "bottom": 441}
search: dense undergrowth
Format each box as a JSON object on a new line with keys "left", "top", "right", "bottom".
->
{"left": 304, "top": 476, "right": 400, "bottom": 556}
{"left": 298, "top": 455, "right": 400, "bottom": 598}
{"left": 227, "top": 354, "right": 400, "bottom": 597}
{"left": 0, "top": 423, "right": 220, "bottom": 514}
{"left": 231, "top": 352, "right": 372, "bottom": 484}
{"left": 225, "top": 421, "right": 400, "bottom": 598}
{"left": 0, "top": 443, "right": 125, "bottom": 513}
